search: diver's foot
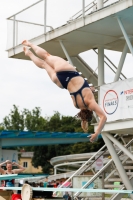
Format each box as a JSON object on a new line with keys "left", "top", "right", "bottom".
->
{"left": 23, "top": 47, "right": 31, "bottom": 57}
{"left": 22, "top": 40, "right": 31, "bottom": 46}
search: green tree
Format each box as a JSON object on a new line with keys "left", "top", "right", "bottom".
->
{"left": 2, "top": 105, "right": 24, "bottom": 130}
{"left": 23, "top": 107, "right": 47, "bottom": 131}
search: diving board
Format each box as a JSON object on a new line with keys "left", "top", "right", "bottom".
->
{"left": 0, "top": 174, "right": 18, "bottom": 180}
{"left": 0, "top": 131, "right": 91, "bottom": 147}
{"left": 0, "top": 174, "right": 46, "bottom": 181}
{"left": 0, "top": 185, "right": 133, "bottom": 194}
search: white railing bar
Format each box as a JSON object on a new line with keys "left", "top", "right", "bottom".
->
{"left": 70, "top": 0, "right": 109, "bottom": 20}
{"left": 7, "top": 19, "right": 53, "bottom": 30}
{"left": 7, "top": 0, "right": 43, "bottom": 19}
{"left": 70, "top": 0, "right": 97, "bottom": 20}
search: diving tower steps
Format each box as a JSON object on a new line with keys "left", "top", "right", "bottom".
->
{"left": 48, "top": 136, "right": 133, "bottom": 200}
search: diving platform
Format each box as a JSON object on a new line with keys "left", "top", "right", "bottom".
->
{"left": 7, "top": 0, "right": 133, "bottom": 59}
{"left": 98, "top": 119, "right": 133, "bottom": 135}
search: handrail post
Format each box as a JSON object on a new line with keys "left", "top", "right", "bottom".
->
{"left": 82, "top": 0, "right": 85, "bottom": 18}
{"left": 16, "top": 21, "right": 18, "bottom": 46}
{"left": 13, "top": 15, "right": 16, "bottom": 54}
{"left": 44, "top": 0, "right": 47, "bottom": 34}
{"left": 97, "top": 0, "right": 103, "bottom": 9}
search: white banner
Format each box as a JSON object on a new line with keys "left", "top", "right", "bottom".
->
{"left": 100, "top": 78, "right": 133, "bottom": 122}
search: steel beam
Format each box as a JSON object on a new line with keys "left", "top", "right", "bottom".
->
{"left": 116, "top": 17, "right": 133, "bottom": 56}
{"left": 59, "top": 40, "right": 73, "bottom": 65}
{"left": 114, "top": 43, "right": 128, "bottom": 82}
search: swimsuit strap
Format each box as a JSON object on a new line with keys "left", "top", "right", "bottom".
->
{"left": 70, "top": 80, "right": 89, "bottom": 108}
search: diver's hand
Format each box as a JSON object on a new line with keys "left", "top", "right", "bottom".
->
{"left": 88, "top": 133, "right": 98, "bottom": 143}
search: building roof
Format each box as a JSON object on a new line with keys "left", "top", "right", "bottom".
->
{"left": 20, "top": 152, "right": 34, "bottom": 158}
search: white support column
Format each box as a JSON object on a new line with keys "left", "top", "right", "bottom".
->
{"left": 98, "top": 46, "right": 104, "bottom": 86}
{"left": 102, "top": 134, "right": 133, "bottom": 199}
{"left": 116, "top": 17, "right": 133, "bottom": 56}
{"left": 98, "top": 46, "right": 104, "bottom": 103}
{"left": 97, "top": 0, "right": 103, "bottom": 9}
{"left": 59, "top": 40, "right": 73, "bottom": 65}
{"left": 114, "top": 43, "right": 128, "bottom": 82}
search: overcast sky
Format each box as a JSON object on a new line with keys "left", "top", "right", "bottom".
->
{"left": 0, "top": 0, "right": 133, "bottom": 123}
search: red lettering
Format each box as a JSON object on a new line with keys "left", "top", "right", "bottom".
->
{"left": 124, "top": 89, "right": 133, "bottom": 95}
{"left": 124, "top": 90, "right": 128, "bottom": 95}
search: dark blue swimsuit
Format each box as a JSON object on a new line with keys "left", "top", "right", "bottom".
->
{"left": 56, "top": 71, "right": 90, "bottom": 108}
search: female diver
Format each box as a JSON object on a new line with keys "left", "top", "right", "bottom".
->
{"left": 22, "top": 40, "right": 107, "bottom": 142}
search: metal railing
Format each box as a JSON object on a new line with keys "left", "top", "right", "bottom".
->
{"left": 7, "top": 0, "right": 120, "bottom": 50}
{"left": 7, "top": 0, "right": 50, "bottom": 49}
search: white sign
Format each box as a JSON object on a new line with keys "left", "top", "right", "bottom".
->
{"left": 100, "top": 78, "right": 133, "bottom": 122}
{"left": 95, "top": 156, "right": 103, "bottom": 171}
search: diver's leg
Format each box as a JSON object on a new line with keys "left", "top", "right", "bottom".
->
{"left": 23, "top": 47, "right": 45, "bottom": 68}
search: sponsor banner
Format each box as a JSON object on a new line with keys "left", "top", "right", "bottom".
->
{"left": 100, "top": 78, "right": 133, "bottom": 122}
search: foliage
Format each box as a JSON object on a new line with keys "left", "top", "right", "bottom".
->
{"left": 0, "top": 105, "right": 104, "bottom": 174}
{"left": 2, "top": 105, "right": 24, "bottom": 130}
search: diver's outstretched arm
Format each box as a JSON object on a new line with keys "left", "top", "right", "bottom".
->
{"left": 89, "top": 101, "right": 107, "bottom": 142}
